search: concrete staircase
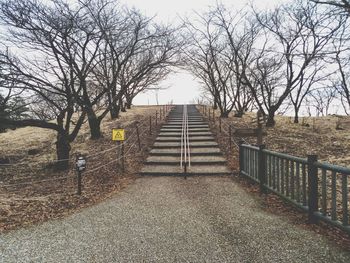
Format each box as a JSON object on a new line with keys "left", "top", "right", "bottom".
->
{"left": 140, "top": 105, "right": 231, "bottom": 176}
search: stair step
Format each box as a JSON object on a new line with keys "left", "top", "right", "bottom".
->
{"left": 153, "top": 141, "right": 218, "bottom": 148}
{"left": 150, "top": 147, "right": 221, "bottom": 153}
{"left": 156, "top": 136, "right": 215, "bottom": 142}
{"left": 160, "top": 129, "right": 210, "bottom": 133}
{"left": 162, "top": 125, "right": 209, "bottom": 128}
{"left": 140, "top": 165, "right": 231, "bottom": 176}
{"left": 145, "top": 155, "right": 227, "bottom": 163}
{"left": 158, "top": 132, "right": 212, "bottom": 137}
{"left": 140, "top": 105, "right": 230, "bottom": 176}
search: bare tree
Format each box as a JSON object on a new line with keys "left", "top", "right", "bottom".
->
{"left": 241, "top": 44, "right": 286, "bottom": 126}
{"left": 251, "top": 0, "right": 343, "bottom": 126}
{"left": 212, "top": 6, "right": 257, "bottom": 117}
{"left": 118, "top": 23, "right": 181, "bottom": 110}
{"left": 289, "top": 62, "right": 332, "bottom": 123}
{"left": 183, "top": 7, "right": 255, "bottom": 117}
{"left": 309, "top": 87, "right": 337, "bottom": 116}
{"left": 0, "top": 0, "right": 94, "bottom": 169}
{"left": 311, "top": 0, "right": 350, "bottom": 13}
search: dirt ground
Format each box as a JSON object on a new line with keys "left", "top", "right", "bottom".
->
{"left": 206, "top": 108, "right": 350, "bottom": 167}
{"left": 0, "top": 105, "right": 169, "bottom": 232}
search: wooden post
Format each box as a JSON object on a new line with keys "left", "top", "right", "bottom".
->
{"left": 77, "top": 170, "right": 82, "bottom": 195}
{"left": 121, "top": 141, "right": 125, "bottom": 172}
{"left": 116, "top": 141, "right": 121, "bottom": 169}
{"left": 239, "top": 140, "right": 244, "bottom": 176}
{"left": 257, "top": 125, "right": 263, "bottom": 145}
{"left": 149, "top": 116, "right": 152, "bottom": 135}
{"left": 258, "top": 145, "right": 267, "bottom": 194}
{"left": 257, "top": 111, "right": 263, "bottom": 145}
{"left": 308, "top": 154, "right": 319, "bottom": 224}
{"left": 219, "top": 117, "right": 222, "bottom": 132}
{"left": 213, "top": 109, "right": 215, "bottom": 125}
{"left": 156, "top": 111, "right": 158, "bottom": 126}
{"left": 136, "top": 123, "right": 141, "bottom": 150}
{"left": 229, "top": 125, "right": 232, "bottom": 151}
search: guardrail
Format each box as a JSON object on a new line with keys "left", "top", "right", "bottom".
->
{"left": 239, "top": 142, "right": 350, "bottom": 234}
{"left": 180, "top": 105, "right": 191, "bottom": 173}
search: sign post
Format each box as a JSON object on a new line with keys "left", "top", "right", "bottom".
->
{"left": 112, "top": 128, "right": 126, "bottom": 171}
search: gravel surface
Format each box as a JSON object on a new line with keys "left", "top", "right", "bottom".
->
{"left": 1, "top": 176, "right": 349, "bottom": 262}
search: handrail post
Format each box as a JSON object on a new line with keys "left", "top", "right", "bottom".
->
{"left": 308, "top": 154, "right": 319, "bottom": 224}
{"left": 258, "top": 144, "right": 267, "bottom": 194}
{"left": 219, "top": 117, "right": 222, "bottom": 132}
{"left": 239, "top": 140, "right": 244, "bottom": 176}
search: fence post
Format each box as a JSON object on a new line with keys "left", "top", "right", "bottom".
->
{"left": 258, "top": 144, "right": 267, "bottom": 194}
{"left": 136, "top": 122, "right": 141, "bottom": 150}
{"left": 149, "top": 116, "right": 152, "bottom": 135}
{"left": 213, "top": 109, "right": 215, "bottom": 125}
{"left": 121, "top": 141, "right": 125, "bottom": 172}
{"left": 239, "top": 140, "right": 244, "bottom": 176}
{"left": 229, "top": 125, "right": 232, "bottom": 151}
{"left": 308, "top": 154, "right": 319, "bottom": 224}
{"left": 77, "top": 170, "right": 82, "bottom": 195}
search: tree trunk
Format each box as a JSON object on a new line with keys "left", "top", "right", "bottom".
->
{"left": 120, "top": 99, "right": 126, "bottom": 112}
{"left": 110, "top": 104, "right": 118, "bottom": 119}
{"left": 86, "top": 107, "right": 102, "bottom": 139}
{"left": 126, "top": 97, "right": 132, "bottom": 109}
{"left": 294, "top": 111, "right": 299, "bottom": 124}
{"left": 266, "top": 110, "right": 276, "bottom": 127}
{"left": 221, "top": 111, "right": 229, "bottom": 118}
{"left": 213, "top": 100, "right": 218, "bottom": 110}
{"left": 55, "top": 132, "right": 71, "bottom": 171}
{"left": 234, "top": 109, "right": 244, "bottom": 118}
{"left": 293, "top": 104, "right": 300, "bottom": 123}
{"left": 107, "top": 92, "right": 117, "bottom": 119}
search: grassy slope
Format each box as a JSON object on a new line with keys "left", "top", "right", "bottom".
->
{"left": 0, "top": 105, "right": 165, "bottom": 231}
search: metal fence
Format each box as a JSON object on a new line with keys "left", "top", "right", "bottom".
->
{"left": 239, "top": 143, "right": 350, "bottom": 234}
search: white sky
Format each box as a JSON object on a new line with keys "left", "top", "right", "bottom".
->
{"left": 120, "top": 0, "right": 286, "bottom": 105}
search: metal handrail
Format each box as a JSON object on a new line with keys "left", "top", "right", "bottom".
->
{"left": 180, "top": 105, "right": 191, "bottom": 169}
{"left": 186, "top": 105, "right": 191, "bottom": 167}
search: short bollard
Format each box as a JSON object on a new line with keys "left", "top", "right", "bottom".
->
{"left": 75, "top": 154, "right": 86, "bottom": 195}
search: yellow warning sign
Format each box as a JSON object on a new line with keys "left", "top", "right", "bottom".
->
{"left": 112, "top": 129, "right": 125, "bottom": 141}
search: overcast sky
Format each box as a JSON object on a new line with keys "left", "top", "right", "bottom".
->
{"left": 119, "top": 0, "right": 286, "bottom": 105}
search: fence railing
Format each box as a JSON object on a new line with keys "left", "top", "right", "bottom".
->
{"left": 0, "top": 105, "right": 173, "bottom": 195}
{"left": 239, "top": 142, "right": 350, "bottom": 234}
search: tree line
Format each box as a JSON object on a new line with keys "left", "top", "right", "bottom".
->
{"left": 0, "top": 0, "right": 181, "bottom": 170}
{"left": 1, "top": 0, "right": 350, "bottom": 169}
{"left": 184, "top": 0, "right": 350, "bottom": 126}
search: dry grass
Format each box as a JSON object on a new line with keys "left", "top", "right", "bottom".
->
{"left": 209, "top": 109, "right": 350, "bottom": 167}
{"left": 0, "top": 105, "right": 169, "bottom": 232}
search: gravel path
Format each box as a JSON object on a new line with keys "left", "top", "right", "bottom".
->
{"left": 1, "top": 176, "right": 349, "bottom": 262}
